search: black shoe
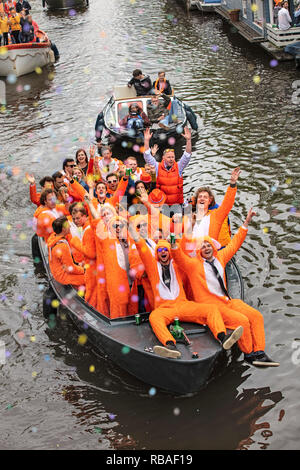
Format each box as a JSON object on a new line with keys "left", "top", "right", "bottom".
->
{"left": 222, "top": 326, "right": 243, "bottom": 350}
{"left": 153, "top": 341, "right": 181, "bottom": 359}
{"left": 251, "top": 352, "right": 280, "bottom": 367}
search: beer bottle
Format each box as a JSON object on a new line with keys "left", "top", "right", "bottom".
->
{"left": 170, "top": 317, "right": 184, "bottom": 340}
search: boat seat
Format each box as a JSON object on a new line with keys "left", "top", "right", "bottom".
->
{"left": 114, "top": 85, "right": 137, "bottom": 100}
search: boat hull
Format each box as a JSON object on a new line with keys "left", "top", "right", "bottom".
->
{"left": 45, "top": 0, "right": 88, "bottom": 9}
{"left": 0, "top": 43, "right": 54, "bottom": 77}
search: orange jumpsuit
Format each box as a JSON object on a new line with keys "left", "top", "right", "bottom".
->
{"left": 181, "top": 184, "right": 237, "bottom": 252}
{"left": 97, "top": 217, "right": 138, "bottom": 319}
{"left": 69, "top": 222, "right": 97, "bottom": 309}
{"left": 171, "top": 227, "right": 265, "bottom": 354}
{"left": 47, "top": 233, "right": 85, "bottom": 286}
{"left": 135, "top": 239, "right": 226, "bottom": 346}
{"left": 128, "top": 215, "right": 156, "bottom": 311}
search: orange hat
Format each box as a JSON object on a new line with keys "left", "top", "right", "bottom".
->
{"left": 140, "top": 172, "right": 152, "bottom": 184}
{"left": 148, "top": 188, "right": 166, "bottom": 206}
{"left": 155, "top": 239, "right": 171, "bottom": 260}
{"left": 197, "top": 236, "right": 221, "bottom": 257}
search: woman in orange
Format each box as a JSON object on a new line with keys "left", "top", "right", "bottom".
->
{"left": 47, "top": 216, "right": 85, "bottom": 287}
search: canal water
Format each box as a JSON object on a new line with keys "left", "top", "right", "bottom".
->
{"left": 0, "top": 0, "right": 299, "bottom": 450}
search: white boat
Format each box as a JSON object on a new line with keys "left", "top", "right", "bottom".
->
{"left": 0, "top": 36, "right": 55, "bottom": 78}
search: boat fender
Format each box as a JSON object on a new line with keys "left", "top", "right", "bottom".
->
{"left": 49, "top": 49, "right": 55, "bottom": 64}
{"left": 50, "top": 42, "right": 59, "bottom": 61}
{"left": 43, "top": 286, "right": 59, "bottom": 319}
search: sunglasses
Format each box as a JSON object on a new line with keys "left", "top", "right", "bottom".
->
{"left": 108, "top": 179, "right": 118, "bottom": 184}
{"left": 137, "top": 223, "right": 148, "bottom": 229}
{"left": 157, "top": 247, "right": 169, "bottom": 253}
{"left": 112, "top": 223, "right": 125, "bottom": 229}
{"left": 67, "top": 164, "right": 76, "bottom": 168}
{"left": 163, "top": 149, "right": 175, "bottom": 154}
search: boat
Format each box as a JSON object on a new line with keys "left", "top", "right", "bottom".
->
{"left": 32, "top": 234, "right": 244, "bottom": 394}
{"left": 96, "top": 86, "right": 190, "bottom": 149}
{"left": 42, "top": 0, "right": 89, "bottom": 9}
{"left": 0, "top": 33, "right": 55, "bottom": 78}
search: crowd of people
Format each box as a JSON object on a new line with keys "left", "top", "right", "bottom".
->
{"left": 0, "top": 0, "right": 43, "bottom": 46}
{"left": 28, "top": 124, "right": 279, "bottom": 368}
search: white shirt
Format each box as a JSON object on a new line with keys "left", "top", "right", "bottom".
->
{"left": 278, "top": 7, "right": 292, "bottom": 30}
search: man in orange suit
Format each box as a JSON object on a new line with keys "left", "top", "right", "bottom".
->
{"left": 171, "top": 208, "right": 279, "bottom": 367}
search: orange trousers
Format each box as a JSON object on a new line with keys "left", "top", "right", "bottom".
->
{"left": 215, "top": 299, "right": 265, "bottom": 354}
{"left": 149, "top": 300, "right": 226, "bottom": 346}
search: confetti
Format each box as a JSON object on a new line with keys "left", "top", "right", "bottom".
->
{"left": 121, "top": 345, "right": 130, "bottom": 355}
{"left": 173, "top": 407, "right": 180, "bottom": 416}
{"left": 78, "top": 334, "right": 87, "bottom": 345}
{"left": 253, "top": 75, "right": 261, "bottom": 84}
{"left": 89, "top": 365, "right": 95, "bottom": 372}
{"left": 270, "top": 59, "right": 278, "bottom": 67}
{"left": 149, "top": 387, "right": 156, "bottom": 396}
{"left": 263, "top": 227, "right": 269, "bottom": 233}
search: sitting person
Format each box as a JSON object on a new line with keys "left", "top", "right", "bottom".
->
{"left": 146, "top": 93, "right": 171, "bottom": 126}
{"left": 87, "top": 145, "right": 124, "bottom": 181}
{"left": 34, "top": 188, "right": 68, "bottom": 241}
{"left": 171, "top": 209, "right": 279, "bottom": 367}
{"left": 119, "top": 103, "right": 151, "bottom": 136}
{"left": 8, "top": 7, "right": 20, "bottom": 43}
{"left": 47, "top": 216, "right": 85, "bottom": 287}
{"left": 152, "top": 71, "right": 173, "bottom": 96}
{"left": 75, "top": 148, "right": 89, "bottom": 175}
{"left": 127, "top": 69, "right": 152, "bottom": 96}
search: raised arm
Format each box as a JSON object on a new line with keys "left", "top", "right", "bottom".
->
{"left": 219, "top": 208, "right": 256, "bottom": 265}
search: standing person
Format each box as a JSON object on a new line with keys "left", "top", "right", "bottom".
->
{"left": 152, "top": 71, "right": 173, "bottom": 96}
{"left": 143, "top": 126, "right": 192, "bottom": 207}
{"left": 47, "top": 216, "right": 85, "bottom": 287}
{"left": 171, "top": 209, "right": 280, "bottom": 367}
{"left": 34, "top": 189, "right": 68, "bottom": 242}
{"left": 278, "top": 1, "right": 292, "bottom": 29}
{"left": 129, "top": 225, "right": 243, "bottom": 358}
{"left": 0, "top": 9, "right": 9, "bottom": 45}
{"left": 8, "top": 7, "right": 20, "bottom": 43}
{"left": 25, "top": 173, "right": 54, "bottom": 206}
{"left": 127, "top": 69, "right": 153, "bottom": 96}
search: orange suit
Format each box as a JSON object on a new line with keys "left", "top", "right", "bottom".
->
{"left": 69, "top": 222, "right": 97, "bottom": 309}
{"left": 135, "top": 239, "right": 226, "bottom": 346}
{"left": 171, "top": 227, "right": 265, "bottom": 354}
{"left": 181, "top": 185, "right": 237, "bottom": 251}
